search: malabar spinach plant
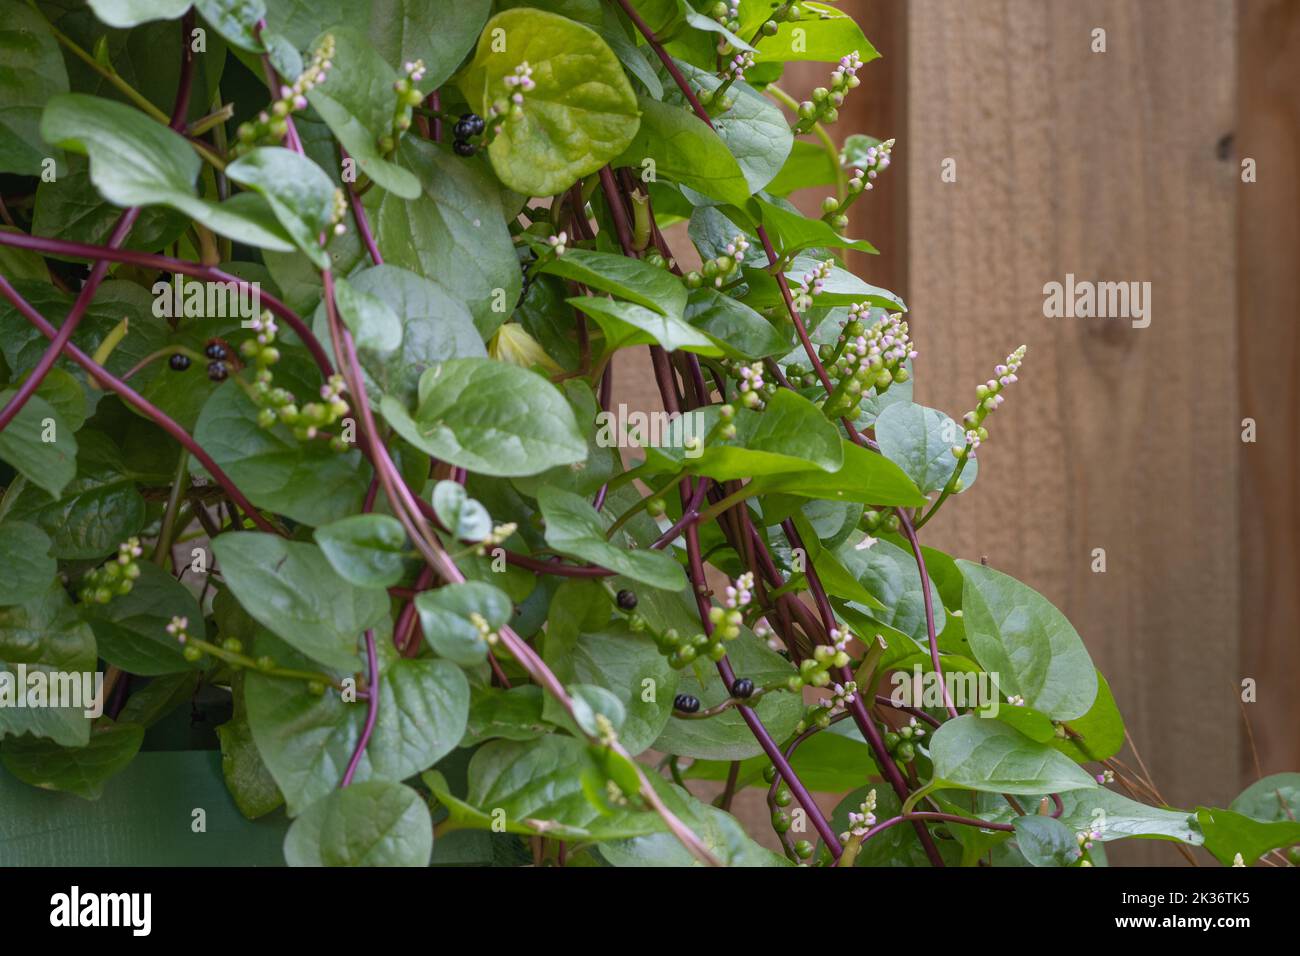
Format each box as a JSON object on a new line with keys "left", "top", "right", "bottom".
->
{"left": 0, "top": 0, "right": 1296, "bottom": 868}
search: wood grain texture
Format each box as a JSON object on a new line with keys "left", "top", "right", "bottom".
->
{"left": 905, "top": 0, "right": 1242, "bottom": 855}
{"left": 1238, "top": 0, "right": 1300, "bottom": 778}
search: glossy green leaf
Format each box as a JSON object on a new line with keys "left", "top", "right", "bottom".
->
{"left": 875, "top": 401, "right": 979, "bottom": 495}
{"left": 380, "top": 358, "right": 587, "bottom": 477}
{"left": 1013, "top": 815, "right": 1082, "bottom": 867}
{"left": 458, "top": 9, "right": 640, "bottom": 195}
{"left": 226, "top": 147, "right": 337, "bottom": 267}
{"left": 0, "top": 521, "right": 56, "bottom": 606}
{"left": 430, "top": 480, "right": 493, "bottom": 541}
{"left": 929, "top": 714, "right": 1099, "bottom": 795}
{"left": 0, "top": 389, "right": 75, "bottom": 498}
{"left": 415, "top": 581, "right": 513, "bottom": 667}
{"left": 314, "top": 513, "right": 409, "bottom": 589}
{"left": 753, "top": 2, "right": 877, "bottom": 63}
{"left": 1231, "top": 772, "right": 1300, "bottom": 825}
{"left": 0, "top": 0, "right": 69, "bottom": 176}
{"left": 749, "top": 439, "right": 928, "bottom": 508}
{"left": 570, "top": 294, "right": 719, "bottom": 355}
{"left": 1195, "top": 806, "right": 1300, "bottom": 866}
{"left": 211, "top": 534, "right": 387, "bottom": 671}
{"left": 284, "top": 780, "right": 433, "bottom": 866}
{"left": 1, "top": 721, "right": 143, "bottom": 800}
{"left": 86, "top": 0, "right": 190, "bottom": 27}
{"left": 687, "top": 387, "right": 843, "bottom": 480}
{"left": 958, "top": 560, "right": 1098, "bottom": 721}
{"left": 538, "top": 486, "right": 686, "bottom": 591}
{"left": 81, "top": 560, "right": 202, "bottom": 675}
{"left": 614, "top": 95, "right": 751, "bottom": 207}
{"left": 684, "top": 288, "right": 790, "bottom": 360}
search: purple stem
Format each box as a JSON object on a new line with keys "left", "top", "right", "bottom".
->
{"left": 340, "top": 628, "right": 379, "bottom": 787}
{"left": 897, "top": 509, "right": 959, "bottom": 718}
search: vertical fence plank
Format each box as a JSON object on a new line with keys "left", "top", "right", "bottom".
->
{"left": 905, "top": 0, "right": 1241, "bottom": 858}
{"left": 1238, "top": 0, "right": 1300, "bottom": 779}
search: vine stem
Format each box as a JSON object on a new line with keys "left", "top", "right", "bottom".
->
{"left": 340, "top": 629, "right": 379, "bottom": 787}
{"left": 897, "top": 508, "right": 959, "bottom": 718}
{"left": 0, "top": 276, "right": 279, "bottom": 535}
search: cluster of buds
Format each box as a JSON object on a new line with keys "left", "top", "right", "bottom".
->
{"left": 1095, "top": 769, "right": 1116, "bottom": 785}
{"left": 546, "top": 230, "right": 568, "bottom": 256}
{"left": 860, "top": 509, "right": 901, "bottom": 535}
{"left": 819, "top": 307, "right": 915, "bottom": 418}
{"left": 1077, "top": 828, "right": 1102, "bottom": 851}
{"left": 167, "top": 615, "right": 316, "bottom": 687}
{"left": 468, "top": 611, "right": 499, "bottom": 647}
{"left": 167, "top": 616, "right": 203, "bottom": 663}
{"left": 883, "top": 715, "right": 927, "bottom": 763}
{"left": 486, "top": 62, "right": 535, "bottom": 132}
{"left": 243, "top": 316, "right": 351, "bottom": 450}
{"left": 683, "top": 234, "right": 749, "bottom": 289}
{"left": 842, "top": 789, "right": 878, "bottom": 840}
{"left": 233, "top": 35, "right": 333, "bottom": 156}
{"left": 378, "top": 59, "right": 427, "bottom": 156}
{"left": 790, "top": 629, "right": 851, "bottom": 691}
{"left": 954, "top": 345, "right": 1026, "bottom": 461}
{"left": 79, "top": 537, "right": 143, "bottom": 604}
{"left": 329, "top": 187, "right": 348, "bottom": 237}
{"left": 821, "top": 139, "right": 895, "bottom": 230}
{"left": 1006, "top": 694, "right": 1026, "bottom": 706}
{"left": 792, "top": 258, "right": 833, "bottom": 312}
{"left": 724, "top": 49, "right": 756, "bottom": 82}
{"left": 474, "top": 522, "right": 518, "bottom": 552}
{"left": 735, "top": 361, "right": 767, "bottom": 409}
{"left": 648, "top": 624, "right": 736, "bottom": 669}
{"left": 824, "top": 679, "right": 858, "bottom": 713}
{"left": 794, "top": 51, "right": 863, "bottom": 132}
{"left": 724, "top": 571, "right": 754, "bottom": 609}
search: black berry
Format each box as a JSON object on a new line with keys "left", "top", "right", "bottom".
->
{"left": 452, "top": 119, "right": 474, "bottom": 140}
{"left": 731, "top": 678, "right": 754, "bottom": 699}
{"left": 168, "top": 353, "right": 191, "bottom": 371}
{"left": 460, "top": 112, "right": 485, "bottom": 136}
{"left": 616, "top": 589, "right": 638, "bottom": 610}
{"left": 207, "top": 360, "right": 229, "bottom": 382}
{"left": 673, "top": 694, "right": 700, "bottom": 714}
{"left": 204, "top": 340, "right": 229, "bottom": 361}
{"left": 452, "top": 139, "right": 476, "bottom": 157}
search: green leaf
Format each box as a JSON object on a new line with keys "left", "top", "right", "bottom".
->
{"left": 246, "top": 635, "right": 469, "bottom": 816}
{"left": 1053, "top": 672, "right": 1124, "bottom": 762}
{"left": 1231, "top": 772, "right": 1300, "bottom": 825}
{"left": 540, "top": 247, "right": 686, "bottom": 316}
{"left": 756, "top": 198, "right": 878, "bottom": 257}
{"left": 118, "top": 671, "right": 202, "bottom": 729}
{"left": 191, "top": 380, "right": 370, "bottom": 528}
{"left": 81, "top": 560, "right": 202, "bottom": 675}
{"left": 753, "top": 2, "right": 878, "bottom": 63}
{"left": 31, "top": 156, "right": 188, "bottom": 254}
{"left": 687, "top": 387, "right": 843, "bottom": 480}
{"left": 86, "top": 0, "right": 191, "bottom": 27}
{"left": 313, "top": 264, "right": 485, "bottom": 408}
{"left": 464, "top": 684, "right": 552, "bottom": 745}
{"left": 226, "top": 147, "right": 337, "bottom": 267}
{"left": 332, "top": 275, "right": 402, "bottom": 353}
{"left": 601, "top": 793, "right": 790, "bottom": 867}
{"left": 957, "top": 560, "right": 1098, "bottom": 721}
{"left": 284, "top": 780, "right": 433, "bottom": 866}
{"left": 415, "top": 581, "right": 513, "bottom": 667}
{"left": 380, "top": 358, "right": 587, "bottom": 477}
{"left": 305, "top": 28, "right": 420, "bottom": 199}
{"left": 1, "top": 721, "right": 143, "bottom": 800}
{"left": 430, "top": 480, "right": 493, "bottom": 541}
{"left": 0, "top": 389, "right": 75, "bottom": 498}
{"left": 570, "top": 295, "right": 719, "bottom": 355}
{"left": 0, "top": 521, "right": 56, "bottom": 605}
{"left": 745, "top": 255, "right": 905, "bottom": 311}
{"left": 833, "top": 535, "right": 944, "bottom": 644}
{"left": 651, "top": 632, "right": 801, "bottom": 760}
{"left": 194, "top": 0, "right": 267, "bottom": 52}
{"left": 614, "top": 95, "right": 751, "bottom": 207}
{"left": 748, "top": 439, "right": 928, "bottom": 508}
{"left": 458, "top": 8, "right": 640, "bottom": 195}
{"left": 929, "top": 714, "right": 1099, "bottom": 795}
{"left": 1050, "top": 788, "right": 1201, "bottom": 845}
{"left": 211, "top": 534, "right": 388, "bottom": 671}
{"left": 263, "top": 0, "right": 490, "bottom": 90}
{"left": 673, "top": 61, "right": 791, "bottom": 195}
{"left": 41, "top": 95, "right": 296, "bottom": 252}
{"left": 538, "top": 486, "right": 686, "bottom": 591}
{"left": 0, "top": 0, "right": 69, "bottom": 176}
{"left": 685, "top": 288, "right": 790, "bottom": 360}
{"left": 1013, "top": 815, "right": 1083, "bottom": 867}
{"left": 0, "top": 582, "right": 96, "bottom": 747}
{"left": 314, "top": 514, "right": 409, "bottom": 589}
{"left": 1195, "top": 806, "right": 1300, "bottom": 866}
{"left": 875, "top": 401, "right": 978, "bottom": 495}
{"left": 2, "top": 430, "right": 146, "bottom": 559}
{"left": 370, "top": 138, "right": 521, "bottom": 338}
{"left": 215, "top": 674, "right": 283, "bottom": 819}
{"left": 766, "top": 140, "right": 838, "bottom": 196}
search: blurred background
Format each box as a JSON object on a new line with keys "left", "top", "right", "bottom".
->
{"left": 620, "top": 0, "right": 1299, "bottom": 862}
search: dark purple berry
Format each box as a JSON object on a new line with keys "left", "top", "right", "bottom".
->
{"left": 452, "top": 119, "right": 474, "bottom": 140}
{"left": 731, "top": 678, "right": 755, "bottom": 699}
{"left": 207, "top": 361, "right": 229, "bottom": 382}
{"left": 168, "top": 353, "right": 191, "bottom": 371}
{"left": 673, "top": 694, "right": 700, "bottom": 714}
{"left": 204, "top": 339, "right": 229, "bottom": 361}
{"left": 453, "top": 139, "right": 476, "bottom": 157}
{"left": 616, "top": 589, "right": 637, "bottom": 610}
